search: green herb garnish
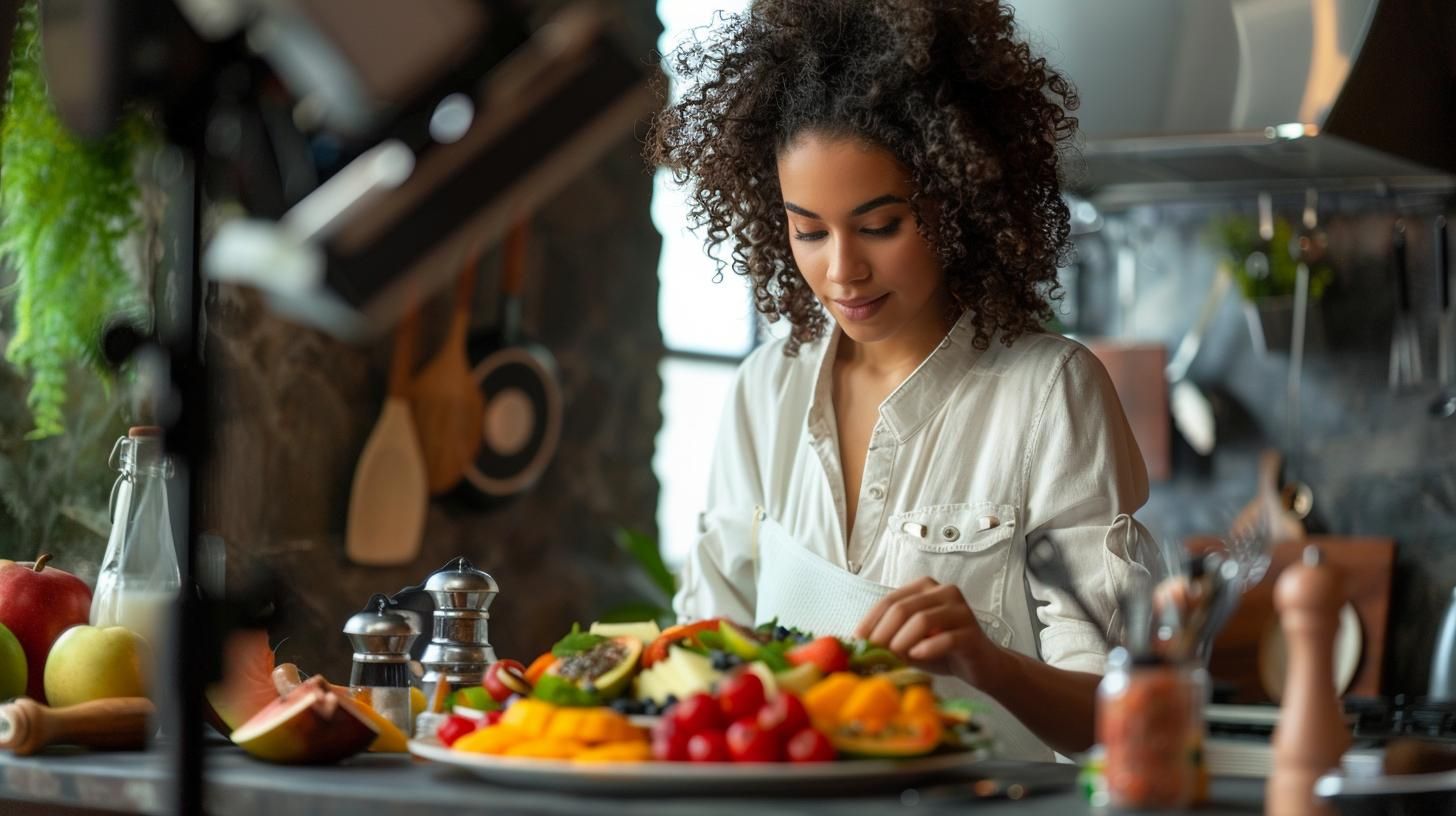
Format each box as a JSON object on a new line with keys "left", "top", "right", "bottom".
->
{"left": 550, "top": 623, "right": 607, "bottom": 657}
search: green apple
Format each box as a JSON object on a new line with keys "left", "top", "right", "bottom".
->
{"left": 0, "top": 622, "right": 26, "bottom": 699}
{"left": 43, "top": 625, "right": 150, "bottom": 708}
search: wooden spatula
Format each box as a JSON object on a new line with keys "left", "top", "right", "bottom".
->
{"left": 411, "top": 255, "right": 485, "bottom": 494}
{"left": 0, "top": 697, "right": 155, "bottom": 755}
{"left": 346, "top": 307, "right": 429, "bottom": 566}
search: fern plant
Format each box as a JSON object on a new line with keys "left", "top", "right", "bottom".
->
{"left": 0, "top": 2, "right": 153, "bottom": 438}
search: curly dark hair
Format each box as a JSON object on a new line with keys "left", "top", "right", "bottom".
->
{"left": 646, "top": 0, "right": 1079, "bottom": 353}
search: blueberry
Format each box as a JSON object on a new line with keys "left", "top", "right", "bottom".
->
{"left": 774, "top": 625, "right": 790, "bottom": 641}
{"left": 664, "top": 695, "right": 679, "bottom": 707}
{"left": 609, "top": 698, "right": 634, "bottom": 714}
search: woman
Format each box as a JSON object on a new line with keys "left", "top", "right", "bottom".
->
{"left": 648, "top": 0, "right": 1163, "bottom": 760}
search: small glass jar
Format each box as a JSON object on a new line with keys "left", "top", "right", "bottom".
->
{"left": 1095, "top": 647, "right": 1208, "bottom": 810}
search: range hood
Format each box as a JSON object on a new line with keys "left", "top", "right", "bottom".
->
{"left": 1009, "top": 0, "right": 1456, "bottom": 196}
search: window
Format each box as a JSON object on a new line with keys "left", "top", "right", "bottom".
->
{"left": 652, "top": 1, "right": 755, "bottom": 569}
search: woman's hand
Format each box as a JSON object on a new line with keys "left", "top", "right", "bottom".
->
{"left": 855, "top": 577, "right": 1009, "bottom": 692}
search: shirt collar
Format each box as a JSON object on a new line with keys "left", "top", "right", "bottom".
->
{"left": 806, "top": 311, "right": 985, "bottom": 444}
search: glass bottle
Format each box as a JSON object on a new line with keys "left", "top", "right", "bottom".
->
{"left": 1094, "top": 647, "right": 1207, "bottom": 809}
{"left": 90, "top": 426, "right": 181, "bottom": 657}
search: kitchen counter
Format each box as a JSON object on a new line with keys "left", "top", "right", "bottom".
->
{"left": 0, "top": 742, "right": 1266, "bottom": 815}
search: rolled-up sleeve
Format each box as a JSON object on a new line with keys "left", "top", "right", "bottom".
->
{"left": 672, "top": 364, "right": 763, "bottom": 624}
{"left": 1022, "top": 345, "right": 1165, "bottom": 674}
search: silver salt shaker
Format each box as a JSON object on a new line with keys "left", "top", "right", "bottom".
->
{"left": 343, "top": 596, "right": 419, "bottom": 737}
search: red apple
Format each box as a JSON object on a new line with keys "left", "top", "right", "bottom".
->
{"left": 0, "top": 554, "right": 92, "bottom": 702}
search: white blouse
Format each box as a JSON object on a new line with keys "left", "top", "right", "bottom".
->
{"left": 673, "top": 311, "right": 1165, "bottom": 677}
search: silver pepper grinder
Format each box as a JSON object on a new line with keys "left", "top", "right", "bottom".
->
{"left": 343, "top": 595, "right": 420, "bottom": 737}
{"left": 418, "top": 557, "right": 499, "bottom": 704}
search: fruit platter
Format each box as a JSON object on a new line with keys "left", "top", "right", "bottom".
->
{"left": 407, "top": 618, "right": 993, "bottom": 794}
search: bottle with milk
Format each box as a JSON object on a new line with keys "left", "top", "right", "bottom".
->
{"left": 91, "top": 427, "right": 181, "bottom": 664}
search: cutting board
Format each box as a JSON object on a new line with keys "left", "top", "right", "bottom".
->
{"left": 1189, "top": 534, "right": 1396, "bottom": 703}
{"left": 1084, "top": 341, "right": 1170, "bottom": 481}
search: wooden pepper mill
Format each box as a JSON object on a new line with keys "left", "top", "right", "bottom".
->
{"left": 1267, "top": 545, "right": 1351, "bottom": 816}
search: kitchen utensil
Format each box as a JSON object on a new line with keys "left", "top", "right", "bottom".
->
{"left": 413, "top": 557, "right": 499, "bottom": 701}
{"left": 1198, "top": 534, "right": 1394, "bottom": 704}
{"left": 1429, "top": 587, "right": 1456, "bottom": 701}
{"left": 1281, "top": 190, "right": 1322, "bottom": 520}
{"left": 1316, "top": 768, "right": 1456, "bottom": 816}
{"left": 1194, "top": 555, "right": 1242, "bottom": 666}
{"left": 411, "top": 253, "right": 485, "bottom": 494}
{"left": 345, "top": 306, "right": 428, "bottom": 566}
{"left": 344, "top": 594, "right": 420, "bottom": 737}
{"left": 0, "top": 697, "right": 155, "bottom": 756}
{"left": 1432, "top": 215, "right": 1454, "bottom": 418}
{"left": 1230, "top": 449, "right": 1304, "bottom": 581}
{"left": 1389, "top": 220, "right": 1423, "bottom": 390}
{"left": 1165, "top": 264, "right": 1231, "bottom": 456}
{"left": 1269, "top": 545, "right": 1350, "bottom": 816}
{"left": 1025, "top": 536, "right": 1112, "bottom": 652}
{"left": 457, "top": 222, "right": 563, "bottom": 505}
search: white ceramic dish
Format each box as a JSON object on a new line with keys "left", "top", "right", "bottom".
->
{"left": 409, "top": 737, "right": 990, "bottom": 796}
{"left": 1259, "top": 601, "right": 1363, "bottom": 701}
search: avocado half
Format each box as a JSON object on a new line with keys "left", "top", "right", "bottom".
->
{"left": 543, "top": 635, "right": 642, "bottom": 700}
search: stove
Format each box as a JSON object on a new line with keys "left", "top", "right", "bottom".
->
{"left": 1348, "top": 696, "right": 1456, "bottom": 743}
{"left": 1203, "top": 696, "right": 1456, "bottom": 779}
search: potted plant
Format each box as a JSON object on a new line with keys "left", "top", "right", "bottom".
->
{"left": 0, "top": 2, "right": 158, "bottom": 439}
{"left": 0, "top": 2, "right": 160, "bottom": 559}
{"left": 1205, "top": 213, "right": 1333, "bottom": 356}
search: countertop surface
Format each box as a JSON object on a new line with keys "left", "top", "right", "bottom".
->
{"left": 0, "top": 742, "right": 1268, "bottom": 815}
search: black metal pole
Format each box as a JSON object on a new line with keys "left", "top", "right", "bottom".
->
{"left": 157, "top": 141, "right": 206, "bottom": 816}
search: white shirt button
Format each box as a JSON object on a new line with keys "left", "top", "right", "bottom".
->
{"left": 941, "top": 525, "right": 960, "bottom": 541}
{"left": 868, "top": 485, "right": 885, "bottom": 500}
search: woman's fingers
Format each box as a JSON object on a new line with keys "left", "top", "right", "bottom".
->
{"left": 855, "top": 576, "right": 939, "bottom": 639}
{"left": 887, "top": 602, "right": 973, "bottom": 655}
{"left": 864, "top": 588, "right": 942, "bottom": 647}
{"left": 908, "top": 630, "right": 960, "bottom": 661}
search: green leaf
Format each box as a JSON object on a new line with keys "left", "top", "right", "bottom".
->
{"left": 550, "top": 623, "right": 607, "bottom": 658}
{"left": 613, "top": 527, "right": 677, "bottom": 600}
{"left": 530, "top": 674, "right": 601, "bottom": 707}
{"left": 753, "top": 640, "right": 792, "bottom": 672}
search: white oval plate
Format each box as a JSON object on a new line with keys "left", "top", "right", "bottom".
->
{"left": 409, "top": 737, "right": 989, "bottom": 796}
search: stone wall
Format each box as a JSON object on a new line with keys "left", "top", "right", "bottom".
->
{"left": 203, "top": 2, "right": 666, "bottom": 680}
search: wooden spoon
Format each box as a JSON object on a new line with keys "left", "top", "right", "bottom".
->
{"left": 411, "top": 255, "right": 486, "bottom": 494}
{"left": 346, "top": 307, "right": 428, "bottom": 566}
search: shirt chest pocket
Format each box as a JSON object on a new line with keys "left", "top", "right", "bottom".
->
{"left": 883, "top": 502, "right": 1018, "bottom": 636}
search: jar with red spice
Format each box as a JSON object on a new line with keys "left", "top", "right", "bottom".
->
{"left": 1095, "top": 647, "right": 1208, "bottom": 809}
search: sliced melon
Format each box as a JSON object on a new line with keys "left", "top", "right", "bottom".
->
{"left": 589, "top": 621, "right": 662, "bottom": 645}
{"left": 335, "top": 694, "right": 409, "bottom": 752}
{"left": 205, "top": 629, "right": 279, "bottom": 735}
{"left": 774, "top": 663, "right": 823, "bottom": 696}
{"left": 632, "top": 645, "right": 722, "bottom": 703}
{"left": 230, "top": 676, "right": 378, "bottom": 764}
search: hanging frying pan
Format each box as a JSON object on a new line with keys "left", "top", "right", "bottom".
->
{"left": 455, "top": 222, "right": 563, "bottom": 506}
